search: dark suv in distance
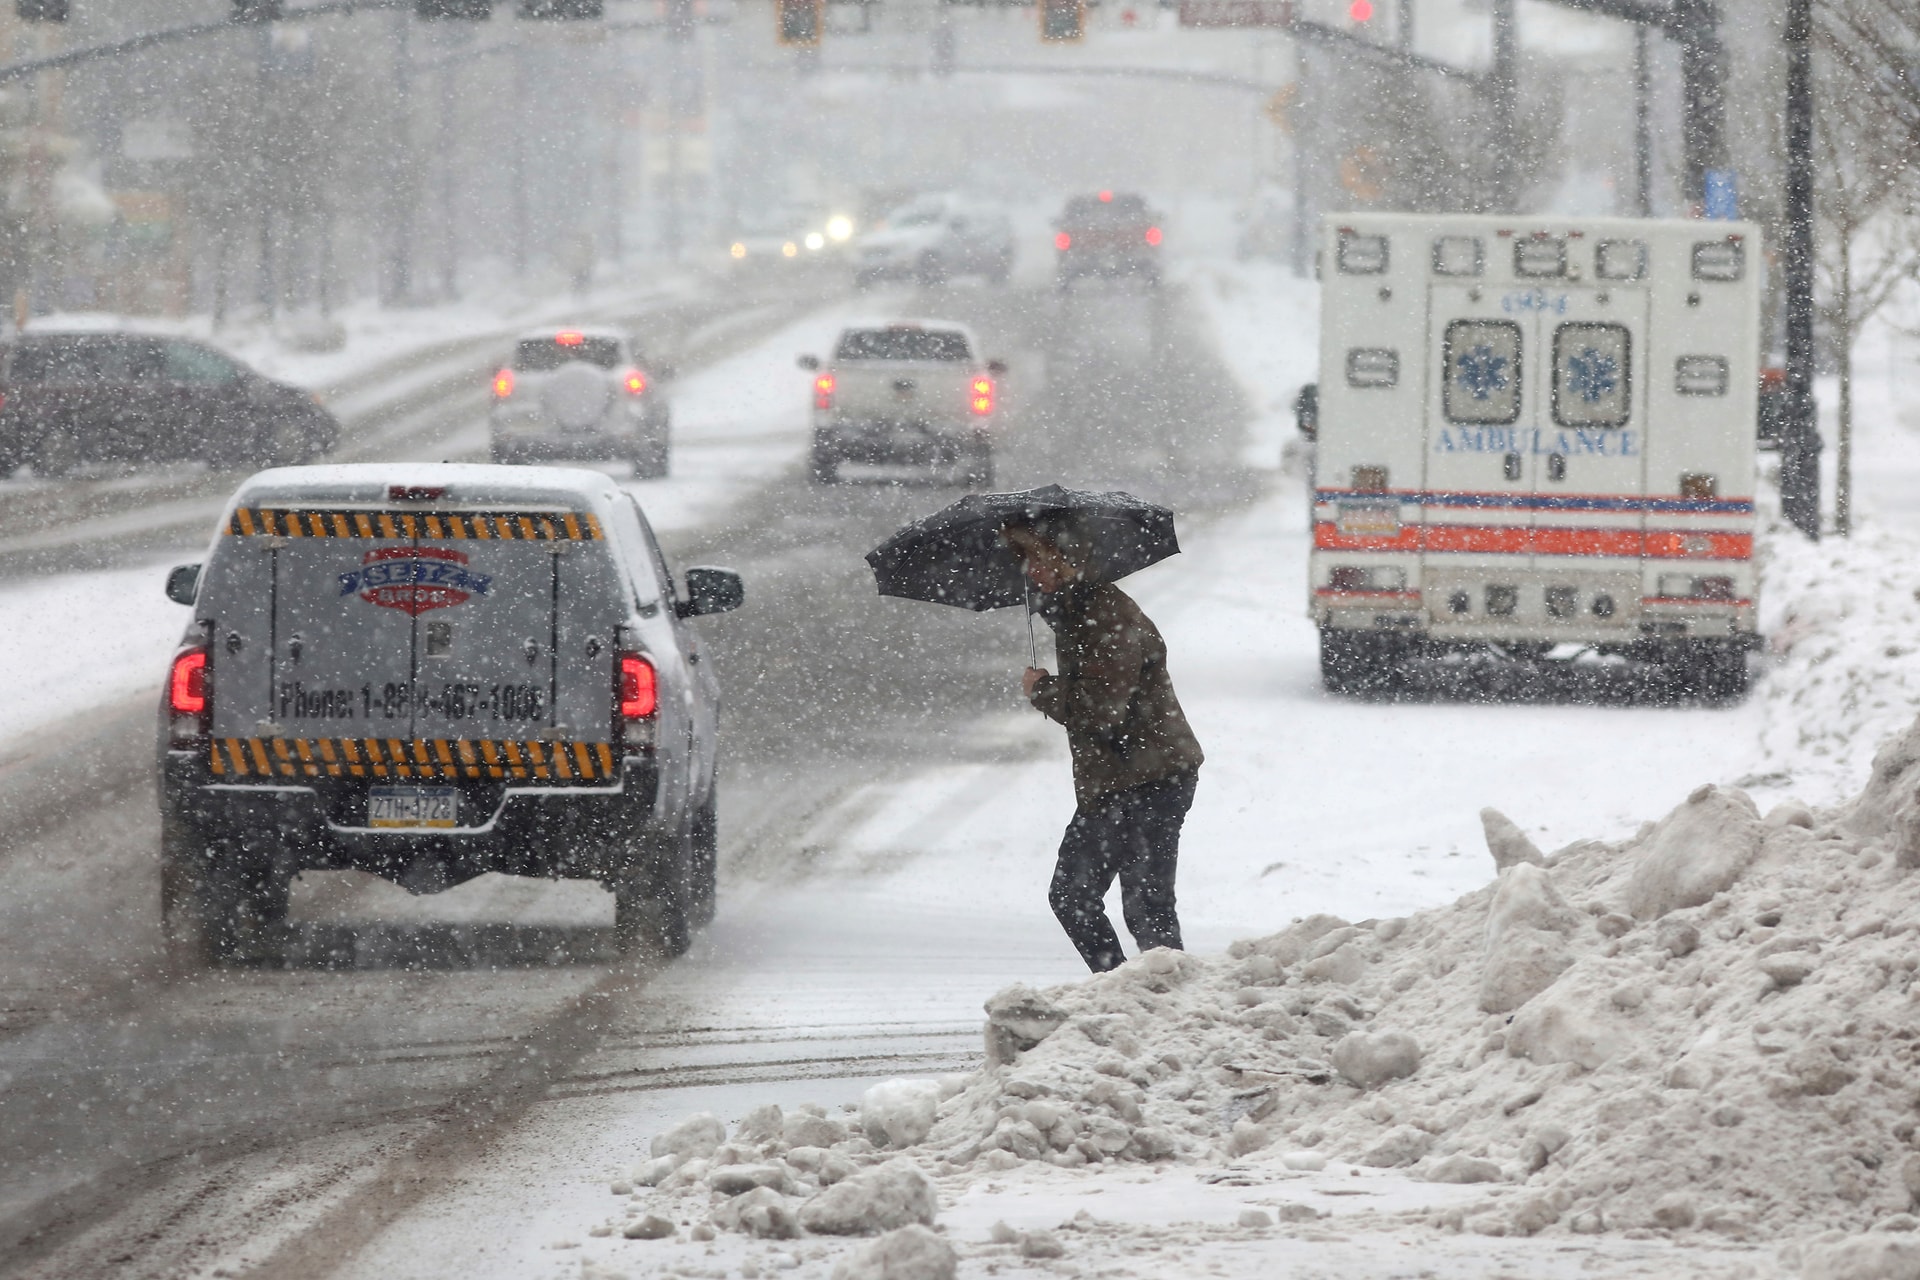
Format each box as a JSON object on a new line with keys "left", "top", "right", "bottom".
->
{"left": 1054, "top": 192, "right": 1163, "bottom": 290}
{"left": 0, "top": 331, "right": 340, "bottom": 477}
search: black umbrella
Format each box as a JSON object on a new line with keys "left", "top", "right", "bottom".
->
{"left": 866, "top": 484, "right": 1180, "bottom": 657}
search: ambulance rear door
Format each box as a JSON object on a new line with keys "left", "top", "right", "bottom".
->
{"left": 1424, "top": 282, "right": 1537, "bottom": 621}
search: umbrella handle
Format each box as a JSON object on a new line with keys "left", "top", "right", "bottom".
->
{"left": 1025, "top": 578, "right": 1038, "bottom": 668}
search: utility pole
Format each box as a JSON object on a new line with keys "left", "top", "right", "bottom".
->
{"left": 1632, "top": 22, "right": 1651, "bottom": 216}
{"left": 1778, "top": 0, "right": 1821, "bottom": 539}
{"left": 664, "top": 0, "right": 694, "bottom": 262}
{"left": 1486, "top": 0, "right": 1518, "bottom": 212}
{"left": 511, "top": 39, "right": 528, "bottom": 277}
{"left": 385, "top": 12, "right": 415, "bottom": 305}
{"left": 1289, "top": 40, "right": 1309, "bottom": 278}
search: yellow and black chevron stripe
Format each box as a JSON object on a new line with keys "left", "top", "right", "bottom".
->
{"left": 226, "top": 508, "right": 604, "bottom": 542}
{"left": 210, "top": 736, "right": 619, "bottom": 782}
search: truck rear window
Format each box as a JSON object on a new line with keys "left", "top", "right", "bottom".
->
{"left": 1062, "top": 195, "right": 1150, "bottom": 226}
{"left": 834, "top": 329, "right": 972, "bottom": 362}
{"left": 515, "top": 337, "right": 622, "bottom": 371}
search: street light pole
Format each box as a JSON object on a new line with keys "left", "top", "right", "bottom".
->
{"left": 1778, "top": 0, "right": 1820, "bottom": 539}
{"left": 1633, "top": 22, "right": 1652, "bottom": 216}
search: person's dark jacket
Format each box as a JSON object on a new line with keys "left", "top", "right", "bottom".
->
{"left": 1028, "top": 582, "right": 1203, "bottom": 805}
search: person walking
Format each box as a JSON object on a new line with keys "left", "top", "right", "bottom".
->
{"left": 1003, "top": 511, "right": 1204, "bottom": 973}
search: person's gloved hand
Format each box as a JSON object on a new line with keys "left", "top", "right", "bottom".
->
{"left": 1023, "top": 667, "right": 1050, "bottom": 697}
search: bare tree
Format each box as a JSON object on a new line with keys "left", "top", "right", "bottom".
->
{"left": 1814, "top": 0, "right": 1920, "bottom": 536}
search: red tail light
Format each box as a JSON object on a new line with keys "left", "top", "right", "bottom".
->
{"left": 492, "top": 368, "right": 514, "bottom": 399}
{"left": 618, "top": 653, "right": 658, "bottom": 719}
{"left": 1144, "top": 226, "right": 1163, "bottom": 246}
{"left": 970, "top": 376, "right": 994, "bottom": 416}
{"left": 555, "top": 330, "right": 585, "bottom": 346}
{"left": 170, "top": 648, "right": 208, "bottom": 715}
{"left": 622, "top": 368, "right": 648, "bottom": 396}
{"left": 814, "top": 372, "right": 836, "bottom": 411}
{"left": 168, "top": 647, "right": 210, "bottom": 745}
{"left": 1098, "top": 189, "right": 1113, "bottom": 202}
{"left": 1054, "top": 232, "right": 1072, "bottom": 252}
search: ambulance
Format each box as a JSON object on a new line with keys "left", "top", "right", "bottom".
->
{"left": 1306, "top": 213, "right": 1762, "bottom": 696}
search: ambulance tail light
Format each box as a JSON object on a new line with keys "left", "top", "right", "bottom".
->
{"left": 168, "top": 647, "right": 210, "bottom": 746}
{"left": 1656, "top": 574, "right": 1737, "bottom": 602}
{"left": 1326, "top": 566, "right": 1407, "bottom": 593}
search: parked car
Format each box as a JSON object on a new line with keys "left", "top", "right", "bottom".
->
{"left": 156, "top": 463, "right": 743, "bottom": 963}
{"left": 1054, "top": 191, "right": 1163, "bottom": 290}
{"left": 0, "top": 330, "right": 338, "bottom": 476}
{"left": 490, "top": 328, "right": 673, "bottom": 477}
{"left": 853, "top": 194, "right": 1015, "bottom": 288}
{"left": 800, "top": 320, "right": 1005, "bottom": 486}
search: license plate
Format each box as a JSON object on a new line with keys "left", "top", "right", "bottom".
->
{"left": 368, "top": 786, "right": 458, "bottom": 829}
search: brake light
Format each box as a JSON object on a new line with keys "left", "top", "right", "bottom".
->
{"left": 169, "top": 647, "right": 210, "bottom": 745}
{"left": 1098, "top": 190, "right": 1113, "bottom": 202}
{"left": 1054, "top": 232, "right": 1071, "bottom": 252}
{"left": 1144, "top": 226, "right": 1163, "bottom": 246}
{"left": 555, "top": 330, "right": 585, "bottom": 346}
{"left": 970, "top": 376, "right": 994, "bottom": 416}
{"left": 814, "top": 372, "right": 836, "bottom": 411}
{"left": 622, "top": 368, "right": 648, "bottom": 396}
{"left": 170, "top": 648, "right": 208, "bottom": 715}
{"left": 492, "top": 368, "right": 514, "bottom": 399}
{"left": 618, "top": 653, "right": 658, "bottom": 719}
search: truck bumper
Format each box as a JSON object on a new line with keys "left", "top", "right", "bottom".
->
{"left": 818, "top": 418, "right": 987, "bottom": 466}
{"left": 159, "top": 749, "right": 664, "bottom": 889}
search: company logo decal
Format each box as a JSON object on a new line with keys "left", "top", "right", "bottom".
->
{"left": 340, "top": 547, "right": 490, "bottom": 615}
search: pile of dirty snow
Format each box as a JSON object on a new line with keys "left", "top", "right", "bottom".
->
{"left": 605, "top": 714, "right": 1920, "bottom": 1273}
{"left": 1755, "top": 505, "right": 1920, "bottom": 807}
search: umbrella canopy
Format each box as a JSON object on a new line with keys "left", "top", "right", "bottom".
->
{"left": 865, "top": 484, "right": 1179, "bottom": 612}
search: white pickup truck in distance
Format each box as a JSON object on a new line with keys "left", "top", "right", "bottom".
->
{"left": 1307, "top": 212, "right": 1763, "bottom": 698}
{"left": 799, "top": 321, "right": 1006, "bottom": 487}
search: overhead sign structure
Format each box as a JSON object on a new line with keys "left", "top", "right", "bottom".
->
{"left": 1178, "top": 0, "right": 1291, "bottom": 27}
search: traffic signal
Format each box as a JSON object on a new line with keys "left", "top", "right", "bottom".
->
{"left": 231, "top": 0, "right": 284, "bottom": 19}
{"left": 15, "top": 0, "right": 68, "bottom": 20}
{"left": 776, "top": 0, "right": 823, "bottom": 47}
{"left": 517, "top": 0, "right": 602, "bottom": 16}
{"left": 418, "top": 0, "right": 494, "bottom": 16}
{"left": 1039, "top": 0, "right": 1084, "bottom": 42}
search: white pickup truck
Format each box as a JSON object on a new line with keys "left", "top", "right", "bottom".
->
{"left": 799, "top": 320, "right": 1006, "bottom": 487}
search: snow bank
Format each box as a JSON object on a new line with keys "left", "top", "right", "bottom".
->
{"left": 601, "top": 714, "right": 1920, "bottom": 1270}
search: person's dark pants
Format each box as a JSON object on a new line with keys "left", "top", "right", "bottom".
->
{"left": 1049, "top": 769, "right": 1198, "bottom": 973}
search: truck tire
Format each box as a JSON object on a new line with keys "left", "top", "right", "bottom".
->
{"left": 1674, "top": 639, "right": 1749, "bottom": 700}
{"left": 1319, "top": 628, "right": 1403, "bottom": 696}
{"left": 689, "top": 791, "right": 717, "bottom": 927}
{"left": 171, "top": 835, "right": 290, "bottom": 965}
{"left": 613, "top": 835, "right": 691, "bottom": 959}
{"left": 632, "top": 433, "right": 669, "bottom": 480}
{"left": 961, "top": 441, "right": 994, "bottom": 490}
{"left": 161, "top": 813, "right": 214, "bottom": 968}
{"left": 810, "top": 436, "right": 841, "bottom": 484}
{"left": 253, "top": 414, "right": 314, "bottom": 469}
